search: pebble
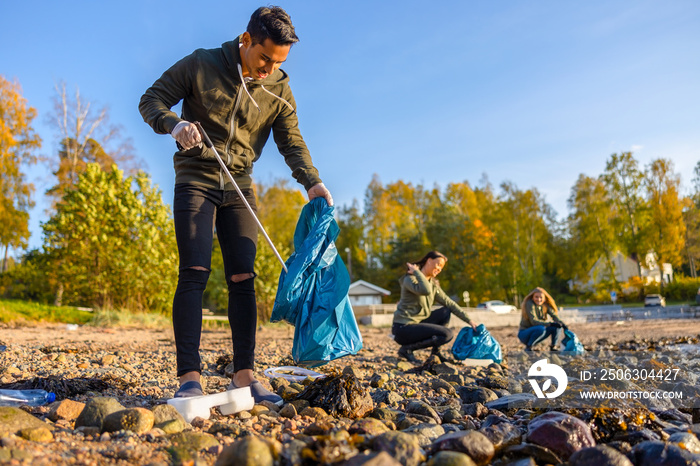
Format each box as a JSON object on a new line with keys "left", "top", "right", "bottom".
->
{"left": 1, "top": 324, "right": 699, "bottom": 466}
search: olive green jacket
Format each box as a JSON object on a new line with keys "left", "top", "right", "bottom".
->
{"left": 519, "top": 301, "right": 563, "bottom": 330}
{"left": 392, "top": 270, "right": 472, "bottom": 326}
{"left": 139, "top": 36, "right": 322, "bottom": 191}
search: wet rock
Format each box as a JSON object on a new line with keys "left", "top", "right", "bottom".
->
{"left": 348, "top": 418, "right": 391, "bottom": 437}
{"left": 669, "top": 432, "right": 700, "bottom": 454}
{"left": 526, "top": 411, "right": 595, "bottom": 459}
{"left": 406, "top": 400, "right": 441, "bottom": 424}
{"left": 372, "top": 389, "right": 403, "bottom": 406}
{"left": 370, "top": 407, "right": 405, "bottom": 423}
{"left": 429, "top": 430, "right": 495, "bottom": 466}
{"left": 463, "top": 402, "right": 489, "bottom": 419}
{"left": 484, "top": 394, "right": 536, "bottom": 414}
{"left": 403, "top": 423, "right": 445, "bottom": 446}
{"left": 0, "top": 407, "right": 53, "bottom": 436}
{"left": 372, "top": 431, "right": 425, "bottom": 466}
{"left": 152, "top": 404, "right": 187, "bottom": 433}
{"left": 457, "top": 386, "right": 498, "bottom": 404}
{"left": 442, "top": 409, "right": 463, "bottom": 424}
{"left": 612, "top": 428, "right": 661, "bottom": 445}
{"left": 300, "top": 406, "right": 329, "bottom": 419}
{"left": 370, "top": 373, "right": 390, "bottom": 388}
{"left": 629, "top": 440, "right": 698, "bottom": 466}
{"left": 569, "top": 445, "right": 634, "bottom": 466}
{"left": 431, "top": 378, "right": 457, "bottom": 396}
{"left": 18, "top": 426, "right": 53, "bottom": 442}
{"left": 48, "top": 399, "right": 85, "bottom": 422}
{"left": 75, "top": 397, "right": 125, "bottom": 429}
{"left": 503, "top": 443, "right": 562, "bottom": 465}
{"left": 479, "top": 418, "right": 523, "bottom": 451}
{"left": 168, "top": 432, "right": 220, "bottom": 464}
{"left": 102, "top": 407, "right": 155, "bottom": 434}
{"left": 215, "top": 436, "right": 273, "bottom": 466}
{"left": 296, "top": 372, "right": 374, "bottom": 419}
{"left": 427, "top": 450, "right": 477, "bottom": 466}
{"left": 279, "top": 403, "right": 297, "bottom": 419}
{"left": 340, "top": 451, "right": 402, "bottom": 465}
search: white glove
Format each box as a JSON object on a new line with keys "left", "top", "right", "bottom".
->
{"left": 307, "top": 183, "right": 334, "bottom": 206}
{"left": 171, "top": 121, "right": 202, "bottom": 150}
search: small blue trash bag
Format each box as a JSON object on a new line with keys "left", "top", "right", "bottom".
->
{"left": 561, "top": 328, "right": 585, "bottom": 355}
{"left": 451, "top": 324, "right": 503, "bottom": 363}
{"left": 270, "top": 197, "right": 363, "bottom": 367}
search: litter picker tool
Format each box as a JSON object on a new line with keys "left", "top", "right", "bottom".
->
{"left": 194, "top": 121, "right": 288, "bottom": 273}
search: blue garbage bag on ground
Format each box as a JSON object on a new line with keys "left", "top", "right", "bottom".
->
{"left": 270, "top": 198, "right": 362, "bottom": 367}
{"left": 561, "top": 329, "right": 585, "bottom": 355}
{"left": 451, "top": 324, "right": 502, "bottom": 363}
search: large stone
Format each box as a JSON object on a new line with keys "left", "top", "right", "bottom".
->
{"left": 427, "top": 451, "right": 477, "bottom": 466}
{"left": 215, "top": 436, "right": 273, "bottom": 466}
{"left": 668, "top": 432, "right": 700, "bottom": 454}
{"left": 168, "top": 432, "right": 220, "bottom": 464}
{"left": 569, "top": 445, "right": 634, "bottom": 466}
{"left": 348, "top": 418, "right": 391, "bottom": 437}
{"left": 18, "top": 426, "right": 53, "bottom": 443}
{"left": 340, "top": 451, "right": 402, "bottom": 465}
{"left": 101, "top": 407, "right": 155, "bottom": 434}
{"left": 48, "top": 399, "right": 85, "bottom": 422}
{"left": 484, "top": 393, "right": 536, "bottom": 414}
{"left": 403, "top": 423, "right": 445, "bottom": 447}
{"left": 74, "top": 397, "right": 125, "bottom": 429}
{"left": 526, "top": 411, "right": 595, "bottom": 460}
{"left": 429, "top": 430, "right": 495, "bottom": 466}
{"left": 372, "top": 431, "right": 425, "bottom": 466}
{"left": 406, "top": 400, "right": 441, "bottom": 424}
{"left": 456, "top": 386, "right": 498, "bottom": 404}
{"left": 0, "top": 407, "right": 53, "bottom": 437}
{"left": 152, "top": 404, "right": 187, "bottom": 433}
{"left": 479, "top": 418, "right": 523, "bottom": 451}
{"left": 629, "top": 440, "right": 699, "bottom": 466}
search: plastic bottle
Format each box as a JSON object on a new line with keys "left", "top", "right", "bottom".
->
{"left": 0, "top": 389, "right": 56, "bottom": 407}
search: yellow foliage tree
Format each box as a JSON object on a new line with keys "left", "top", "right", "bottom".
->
{"left": 0, "top": 76, "right": 41, "bottom": 270}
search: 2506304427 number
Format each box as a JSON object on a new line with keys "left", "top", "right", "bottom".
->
{"left": 579, "top": 368, "right": 680, "bottom": 381}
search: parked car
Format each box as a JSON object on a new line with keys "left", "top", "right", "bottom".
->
{"left": 477, "top": 300, "right": 517, "bottom": 313}
{"left": 644, "top": 294, "right": 666, "bottom": 307}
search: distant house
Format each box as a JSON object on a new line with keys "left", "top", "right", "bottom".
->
{"left": 348, "top": 280, "right": 391, "bottom": 306}
{"left": 571, "top": 251, "right": 673, "bottom": 291}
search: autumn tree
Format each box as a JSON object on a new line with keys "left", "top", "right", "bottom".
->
{"left": 45, "top": 82, "right": 138, "bottom": 205}
{"left": 644, "top": 158, "right": 685, "bottom": 278}
{"left": 567, "top": 174, "right": 618, "bottom": 288}
{"left": 0, "top": 76, "right": 41, "bottom": 271}
{"left": 42, "top": 164, "right": 177, "bottom": 311}
{"left": 601, "top": 152, "right": 649, "bottom": 277}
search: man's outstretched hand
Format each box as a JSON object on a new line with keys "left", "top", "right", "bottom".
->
{"left": 307, "top": 183, "right": 334, "bottom": 206}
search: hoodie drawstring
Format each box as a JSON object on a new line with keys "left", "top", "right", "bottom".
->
{"left": 236, "top": 63, "right": 296, "bottom": 114}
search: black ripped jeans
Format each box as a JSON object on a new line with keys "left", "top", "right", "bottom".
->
{"left": 172, "top": 184, "right": 258, "bottom": 377}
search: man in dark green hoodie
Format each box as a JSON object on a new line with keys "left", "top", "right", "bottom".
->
{"left": 139, "top": 6, "right": 332, "bottom": 404}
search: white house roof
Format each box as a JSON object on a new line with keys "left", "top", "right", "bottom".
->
{"left": 348, "top": 280, "right": 391, "bottom": 296}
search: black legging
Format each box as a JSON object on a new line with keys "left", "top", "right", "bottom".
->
{"left": 392, "top": 307, "right": 454, "bottom": 348}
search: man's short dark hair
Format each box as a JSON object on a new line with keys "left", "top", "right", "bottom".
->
{"left": 247, "top": 6, "right": 299, "bottom": 46}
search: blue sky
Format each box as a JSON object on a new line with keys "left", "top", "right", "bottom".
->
{"left": 2, "top": 0, "right": 699, "bottom": 252}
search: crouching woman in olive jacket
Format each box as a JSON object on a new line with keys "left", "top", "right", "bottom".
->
{"left": 392, "top": 251, "right": 477, "bottom": 363}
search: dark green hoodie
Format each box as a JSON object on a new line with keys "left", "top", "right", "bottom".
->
{"left": 139, "top": 36, "right": 322, "bottom": 191}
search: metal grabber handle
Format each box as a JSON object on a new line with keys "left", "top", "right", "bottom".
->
{"left": 194, "top": 121, "right": 288, "bottom": 273}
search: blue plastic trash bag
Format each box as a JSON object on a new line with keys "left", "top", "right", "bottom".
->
{"left": 451, "top": 324, "right": 502, "bottom": 363}
{"left": 271, "top": 197, "right": 363, "bottom": 367}
{"left": 561, "top": 328, "right": 585, "bottom": 355}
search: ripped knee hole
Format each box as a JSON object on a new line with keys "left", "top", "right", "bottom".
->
{"left": 230, "top": 273, "right": 255, "bottom": 283}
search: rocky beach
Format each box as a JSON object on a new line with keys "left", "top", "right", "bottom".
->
{"left": 1, "top": 318, "right": 700, "bottom": 465}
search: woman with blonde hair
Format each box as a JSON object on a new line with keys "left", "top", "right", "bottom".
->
{"left": 518, "top": 287, "right": 567, "bottom": 351}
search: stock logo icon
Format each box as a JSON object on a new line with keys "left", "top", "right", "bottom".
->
{"left": 528, "top": 358, "right": 568, "bottom": 399}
